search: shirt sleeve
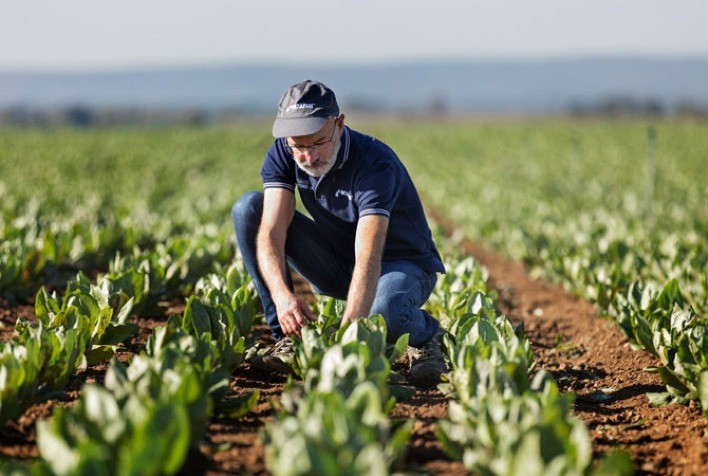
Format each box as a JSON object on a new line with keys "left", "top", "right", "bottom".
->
{"left": 261, "top": 139, "right": 295, "bottom": 192}
{"left": 354, "top": 162, "right": 401, "bottom": 218}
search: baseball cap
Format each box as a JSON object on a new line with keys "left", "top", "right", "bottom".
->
{"left": 272, "top": 80, "right": 340, "bottom": 138}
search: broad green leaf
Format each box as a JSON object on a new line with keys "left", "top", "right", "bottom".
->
{"left": 184, "top": 296, "right": 211, "bottom": 335}
{"left": 85, "top": 345, "right": 115, "bottom": 366}
{"left": 98, "top": 323, "right": 138, "bottom": 346}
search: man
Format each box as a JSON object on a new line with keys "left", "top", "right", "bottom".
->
{"left": 231, "top": 79, "right": 446, "bottom": 386}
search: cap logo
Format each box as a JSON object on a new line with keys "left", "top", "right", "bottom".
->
{"left": 286, "top": 103, "right": 316, "bottom": 112}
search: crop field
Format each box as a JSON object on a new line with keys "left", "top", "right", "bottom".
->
{"left": 1, "top": 119, "right": 706, "bottom": 475}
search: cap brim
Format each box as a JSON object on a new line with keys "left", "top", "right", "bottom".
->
{"left": 272, "top": 116, "right": 329, "bottom": 138}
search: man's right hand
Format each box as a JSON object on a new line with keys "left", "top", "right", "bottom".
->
{"left": 274, "top": 293, "right": 317, "bottom": 337}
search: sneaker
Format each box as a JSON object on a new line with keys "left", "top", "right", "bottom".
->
{"left": 407, "top": 331, "right": 447, "bottom": 387}
{"left": 251, "top": 337, "right": 295, "bottom": 375}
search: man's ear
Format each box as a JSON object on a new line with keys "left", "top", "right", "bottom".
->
{"left": 337, "top": 114, "right": 345, "bottom": 133}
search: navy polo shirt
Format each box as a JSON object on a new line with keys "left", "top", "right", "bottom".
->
{"left": 261, "top": 126, "right": 445, "bottom": 274}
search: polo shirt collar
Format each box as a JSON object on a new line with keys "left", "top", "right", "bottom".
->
{"left": 333, "top": 126, "right": 351, "bottom": 170}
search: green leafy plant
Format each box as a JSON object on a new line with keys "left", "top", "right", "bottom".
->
{"left": 171, "top": 295, "right": 247, "bottom": 373}
{"left": 195, "top": 262, "right": 259, "bottom": 339}
{"left": 264, "top": 382, "right": 411, "bottom": 476}
{"left": 614, "top": 279, "right": 708, "bottom": 411}
{"left": 32, "top": 285, "right": 136, "bottom": 365}
{"left": 290, "top": 312, "right": 410, "bottom": 397}
{"left": 36, "top": 384, "right": 191, "bottom": 476}
{"left": 0, "top": 340, "right": 41, "bottom": 427}
{"left": 437, "top": 379, "right": 597, "bottom": 476}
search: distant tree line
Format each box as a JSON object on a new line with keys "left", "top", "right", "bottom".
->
{"left": 0, "top": 106, "right": 246, "bottom": 128}
{"left": 568, "top": 96, "right": 708, "bottom": 118}
{"left": 1, "top": 96, "right": 706, "bottom": 127}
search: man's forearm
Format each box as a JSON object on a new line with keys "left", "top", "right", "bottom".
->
{"left": 256, "top": 227, "right": 291, "bottom": 300}
{"left": 343, "top": 257, "right": 380, "bottom": 321}
{"left": 342, "top": 215, "right": 388, "bottom": 322}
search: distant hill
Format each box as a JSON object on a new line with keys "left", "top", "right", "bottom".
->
{"left": 1, "top": 57, "right": 707, "bottom": 114}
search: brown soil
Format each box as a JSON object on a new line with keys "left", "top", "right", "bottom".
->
{"left": 2, "top": 233, "right": 707, "bottom": 475}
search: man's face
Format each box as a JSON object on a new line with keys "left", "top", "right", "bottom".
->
{"left": 286, "top": 116, "right": 342, "bottom": 178}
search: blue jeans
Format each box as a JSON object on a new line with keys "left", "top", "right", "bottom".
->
{"left": 231, "top": 191, "right": 439, "bottom": 347}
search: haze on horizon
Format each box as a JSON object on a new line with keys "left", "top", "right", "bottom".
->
{"left": 2, "top": 0, "right": 707, "bottom": 72}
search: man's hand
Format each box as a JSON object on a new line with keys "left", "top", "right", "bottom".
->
{"left": 275, "top": 293, "right": 317, "bottom": 337}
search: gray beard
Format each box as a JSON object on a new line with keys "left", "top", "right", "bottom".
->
{"left": 296, "top": 136, "right": 341, "bottom": 178}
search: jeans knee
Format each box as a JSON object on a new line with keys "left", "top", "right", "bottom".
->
{"left": 232, "top": 191, "right": 263, "bottom": 225}
{"left": 371, "top": 292, "right": 412, "bottom": 340}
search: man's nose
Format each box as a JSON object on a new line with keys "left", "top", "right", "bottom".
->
{"left": 301, "top": 148, "right": 319, "bottom": 164}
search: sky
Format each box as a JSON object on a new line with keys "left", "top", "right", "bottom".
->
{"left": 2, "top": 0, "right": 707, "bottom": 71}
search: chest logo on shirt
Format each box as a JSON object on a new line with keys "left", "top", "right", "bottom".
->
{"left": 296, "top": 179, "right": 313, "bottom": 190}
{"left": 335, "top": 189, "right": 353, "bottom": 201}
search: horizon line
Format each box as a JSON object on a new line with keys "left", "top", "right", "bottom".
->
{"left": 2, "top": 52, "right": 708, "bottom": 75}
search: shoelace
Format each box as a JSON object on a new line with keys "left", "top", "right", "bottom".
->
{"left": 271, "top": 338, "right": 293, "bottom": 355}
{"left": 417, "top": 341, "right": 443, "bottom": 361}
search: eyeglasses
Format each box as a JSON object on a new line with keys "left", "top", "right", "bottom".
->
{"left": 286, "top": 117, "right": 340, "bottom": 154}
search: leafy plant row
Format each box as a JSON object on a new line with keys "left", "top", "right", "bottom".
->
{"left": 1, "top": 240, "right": 256, "bottom": 424}
{"left": 1, "top": 263, "right": 260, "bottom": 475}
{"left": 0, "top": 193, "right": 235, "bottom": 298}
{"left": 612, "top": 279, "right": 708, "bottom": 410}
{"left": 429, "top": 254, "right": 632, "bottom": 475}
{"left": 1, "top": 273, "right": 139, "bottom": 428}
{"left": 509, "top": 211, "right": 708, "bottom": 412}
{"left": 263, "top": 313, "right": 413, "bottom": 476}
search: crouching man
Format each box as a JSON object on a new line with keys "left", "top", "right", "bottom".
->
{"left": 231, "top": 79, "right": 446, "bottom": 386}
